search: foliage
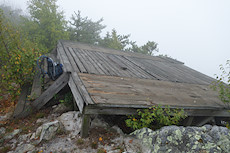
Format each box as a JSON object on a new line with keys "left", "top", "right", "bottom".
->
{"left": 211, "top": 60, "right": 230, "bottom": 108}
{"left": 99, "top": 29, "right": 131, "bottom": 50}
{"left": 59, "top": 92, "right": 73, "bottom": 106}
{"left": 0, "top": 9, "right": 42, "bottom": 101}
{"left": 24, "top": 0, "right": 69, "bottom": 51}
{"left": 127, "top": 40, "right": 158, "bottom": 55}
{"left": 0, "top": 4, "right": 24, "bottom": 25}
{"left": 68, "top": 10, "right": 106, "bottom": 44}
{"left": 125, "top": 105, "right": 187, "bottom": 130}
{"left": 99, "top": 29, "right": 159, "bottom": 55}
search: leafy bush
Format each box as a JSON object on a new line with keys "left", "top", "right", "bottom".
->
{"left": 0, "top": 9, "right": 46, "bottom": 101}
{"left": 59, "top": 92, "right": 73, "bottom": 107}
{"left": 211, "top": 60, "right": 230, "bottom": 108}
{"left": 125, "top": 105, "right": 187, "bottom": 130}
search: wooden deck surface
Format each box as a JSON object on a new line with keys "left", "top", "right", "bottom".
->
{"left": 60, "top": 40, "right": 215, "bottom": 85}
{"left": 79, "top": 73, "right": 224, "bottom": 109}
{"left": 55, "top": 40, "right": 227, "bottom": 114}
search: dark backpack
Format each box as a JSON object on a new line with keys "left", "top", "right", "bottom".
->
{"left": 37, "top": 55, "right": 63, "bottom": 80}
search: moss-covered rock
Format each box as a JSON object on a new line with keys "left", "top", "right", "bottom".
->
{"left": 130, "top": 125, "right": 230, "bottom": 153}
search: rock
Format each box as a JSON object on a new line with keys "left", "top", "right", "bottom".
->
{"left": 0, "top": 111, "right": 13, "bottom": 122}
{"left": 31, "top": 120, "right": 61, "bottom": 143}
{"left": 18, "top": 133, "right": 32, "bottom": 142}
{"left": 39, "top": 120, "right": 61, "bottom": 142}
{"left": 58, "top": 111, "right": 82, "bottom": 136}
{"left": 90, "top": 116, "right": 109, "bottom": 129}
{"left": 52, "top": 103, "right": 73, "bottom": 114}
{"left": 111, "top": 125, "right": 124, "bottom": 136}
{"left": 123, "top": 136, "right": 147, "bottom": 153}
{"left": 9, "top": 139, "right": 17, "bottom": 149}
{"left": 0, "top": 127, "right": 6, "bottom": 135}
{"left": 14, "top": 144, "right": 35, "bottom": 153}
{"left": 131, "top": 125, "right": 230, "bottom": 153}
{"left": 30, "top": 125, "right": 43, "bottom": 140}
{"left": 35, "top": 137, "right": 78, "bottom": 153}
{"left": 4, "top": 129, "right": 22, "bottom": 140}
{"left": 36, "top": 118, "right": 48, "bottom": 124}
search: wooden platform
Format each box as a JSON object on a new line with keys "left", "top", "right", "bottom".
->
{"left": 32, "top": 40, "right": 229, "bottom": 137}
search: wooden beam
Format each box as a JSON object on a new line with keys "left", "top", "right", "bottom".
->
{"left": 68, "top": 75, "right": 84, "bottom": 113}
{"left": 32, "top": 72, "right": 70, "bottom": 110}
{"left": 13, "top": 83, "right": 31, "bottom": 118}
{"left": 72, "top": 72, "right": 94, "bottom": 105}
{"left": 57, "top": 41, "right": 72, "bottom": 72}
{"left": 30, "top": 67, "right": 42, "bottom": 100}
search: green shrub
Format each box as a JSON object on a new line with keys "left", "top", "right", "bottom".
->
{"left": 211, "top": 60, "right": 230, "bottom": 109}
{"left": 0, "top": 9, "right": 46, "bottom": 101}
{"left": 125, "top": 105, "right": 187, "bottom": 130}
{"left": 59, "top": 92, "right": 73, "bottom": 107}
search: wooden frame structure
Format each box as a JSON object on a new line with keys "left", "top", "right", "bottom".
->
{"left": 31, "top": 40, "right": 229, "bottom": 137}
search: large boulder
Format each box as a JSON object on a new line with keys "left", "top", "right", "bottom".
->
{"left": 57, "top": 111, "right": 82, "bottom": 137}
{"left": 131, "top": 125, "right": 230, "bottom": 153}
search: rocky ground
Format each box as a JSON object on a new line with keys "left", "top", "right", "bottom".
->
{"left": 0, "top": 103, "right": 230, "bottom": 153}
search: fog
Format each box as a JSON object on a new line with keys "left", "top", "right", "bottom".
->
{"left": 2, "top": 0, "right": 230, "bottom": 78}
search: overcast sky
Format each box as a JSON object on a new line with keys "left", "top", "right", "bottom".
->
{"left": 2, "top": 0, "right": 230, "bottom": 78}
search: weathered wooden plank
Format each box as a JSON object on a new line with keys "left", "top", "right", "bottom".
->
{"left": 63, "top": 46, "right": 80, "bottom": 72}
{"left": 87, "top": 51, "right": 110, "bottom": 75}
{"left": 84, "top": 105, "right": 137, "bottom": 115}
{"left": 68, "top": 75, "right": 84, "bottom": 113}
{"left": 74, "top": 48, "right": 98, "bottom": 74}
{"left": 61, "top": 40, "right": 168, "bottom": 63}
{"left": 72, "top": 72, "right": 94, "bottom": 105}
{"left": 107, "top": 55, "right": 127, "bottom": 70}
{"left": 92, "top": 51, "right": 118, "bottom": 76}
{"left": 175, "top": 64, "right": 214, "bottom": 85}
{"left": 57, "top": 47, "right": 66, "bottom": 72}
{"left": 107, "top": 55, "right": 139, "bottom": 78}
{"left": 57, "top": 42, "right": 72, "bottom": 72}
{"left": 82, "top": 49, "right": 106, "bottom": 74}
{"left": 96, "top": 52, "right": 130, "bottom": 77}
{"left": 163, "top": 62, "right": 205, "bottom": 84}
{"left": 83, "top": 104, "right": 230, "bottom": 117}
{"left": 115, "top": 55, "right": 152, "bottom": 79}
{"left": 30, "top": 67, "right": 42, "bottom": 100}
{"left": 79, "top": 73, "right": 224, "bottom": 108}
{"left": 13, "top": 83, "right": 31, "bottom": 118}
{"left": 68, "top": 47, "right": 87, "bottom": 73}
{"left": 123, "top": 56, "right": 161, "bottom": 80}
{"left": 32, "top": 72, "right": 70, "bottom": 110}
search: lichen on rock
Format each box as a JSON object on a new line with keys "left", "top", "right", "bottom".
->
{"left": 130, "top": 125, "right": 230, "bottom": 153}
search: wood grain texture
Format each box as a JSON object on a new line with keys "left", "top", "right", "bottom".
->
{"left": 71, "top": 72, "right": 94, "bottom": 105}
{"left": 68, "top": 76, "right": 84, "bottom": 113}
{"left": 79, "top": 73, "right": 224, "bottom": 108}
{"left": 32, "top": 72, "right": 69, "bottom": 110}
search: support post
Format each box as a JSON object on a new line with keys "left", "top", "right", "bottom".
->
{"left": 81, "top": 114, "right": 91, "bottom": 138}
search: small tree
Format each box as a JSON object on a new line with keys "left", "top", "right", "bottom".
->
{"left": 99, "top": 29, "right": 130, "bottom": 50}
{"left": 24, "top": 0, "right": 68, "bottom": 51}
{"left": 211, "top": 60, "right": 230, "bottom": 108}
{"left": 68, "top": 11, "right": 106, "bottom": 44}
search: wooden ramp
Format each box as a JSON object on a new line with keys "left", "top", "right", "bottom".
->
{"left": 30, "top": 40, "right": 229, "bottom": 137}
